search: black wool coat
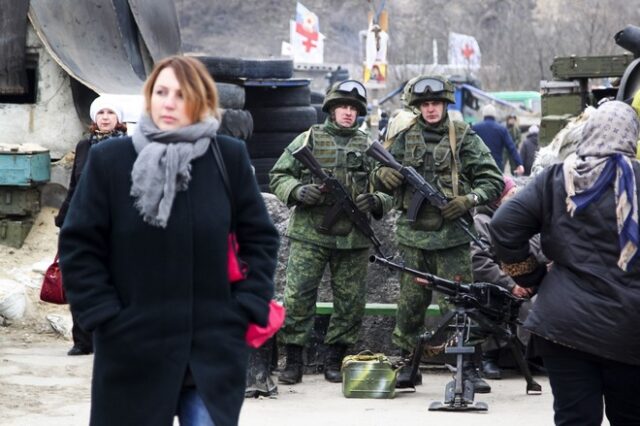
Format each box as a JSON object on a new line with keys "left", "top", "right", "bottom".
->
{"left": 55, "top": 138, "right": 91, "bottom": 227}
{"left": 490, "top": 163, "right": 640, "bottom": 366}
{"left": 59, "top": 135, "right": 279, "bottom": 426}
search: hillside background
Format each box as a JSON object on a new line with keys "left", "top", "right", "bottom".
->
{"left": 176, "top": 0, "right": 640, "bottom": 91}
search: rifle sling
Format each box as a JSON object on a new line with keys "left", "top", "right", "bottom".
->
{"left": 448, "top": 120, "right": 458, "bottom": 197}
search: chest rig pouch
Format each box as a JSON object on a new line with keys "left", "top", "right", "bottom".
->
{"left": 401, "top": 123, "right": 465, "bottom": 231}
{"left": 303, "top": 127, "right": 370, "bottom": 236}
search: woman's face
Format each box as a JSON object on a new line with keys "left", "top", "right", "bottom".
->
{"left": 95, "top": 109, "right": 119, "bottom": 132}
{"left": 150, "top": 67, "right": 193, "bottom": 130}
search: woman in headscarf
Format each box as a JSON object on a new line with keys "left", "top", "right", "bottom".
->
{"left": 59, "top": 55, "right": 279, "bottom": 426}
{"left": 55, "top": 96, "right": 127, "bottom": 356}
{"left": 490, "top": 100, "right": 640, "bottom": 426}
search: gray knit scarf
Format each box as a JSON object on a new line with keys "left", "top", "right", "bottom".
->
{"left": 131, "top": 114, "right": 220, "bottom": 228}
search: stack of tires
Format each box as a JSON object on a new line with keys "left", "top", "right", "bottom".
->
{"left": 245, "top": 81, "right": 317, "bottom": 192}
{"left": 197, "top": 55, "right": 320, "bottom": 193}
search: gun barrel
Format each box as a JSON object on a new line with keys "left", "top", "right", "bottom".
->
{"left": 615, "top": 25, "right": 640, "bottom": 57}
{"left": 369, "top": 255, "right": 463, "bottom": 297}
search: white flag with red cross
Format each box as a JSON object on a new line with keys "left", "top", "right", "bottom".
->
{"left": 448, "top": 32, "right": 481, "bottom": 69}
{"left": 290, "top": 2, "right": 324, "bottom": 64}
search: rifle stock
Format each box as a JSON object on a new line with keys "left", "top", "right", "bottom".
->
{"left": 291, "top": 145, "right": 387, "bottom": 258}
{"left": 366, "top": 141, "right": 486, "bottom": 249}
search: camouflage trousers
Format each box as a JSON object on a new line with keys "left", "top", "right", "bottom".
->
{"left": 279, "top": 239, "right": 369, "bottom": 347}
{"left": 392, "top": 243, "right": 473, "bottom": 352}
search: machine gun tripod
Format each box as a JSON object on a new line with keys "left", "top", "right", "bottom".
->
{"left": 371, "top": 255, "right": 542, "bottom": 412}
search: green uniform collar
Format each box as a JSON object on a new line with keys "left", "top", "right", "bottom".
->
{"left": 416, "top": 114, "right": 449, "bottom": 135}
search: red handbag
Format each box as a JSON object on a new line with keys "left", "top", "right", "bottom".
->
{"left": 227, "top": 233, "right": 248, "bottom": 283}
{"left": 214, "top": 140, "right": 285, "bottom": 349}
{"left": 40, "top": 254, "right": 67, "bottom": 304}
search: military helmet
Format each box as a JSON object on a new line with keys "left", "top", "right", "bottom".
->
{"left": 401, "top": 75, "right": 422, "bottom": 108}
{"left": 322, "top": 80, "right": 368, "bottom": 116}
{"left": 407, "top": 75, "right": 455, "bottom": 107}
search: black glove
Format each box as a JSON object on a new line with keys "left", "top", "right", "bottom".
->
{"left": 293, "top": 184, "right": 322, "bottom": 205}
{"left": 441, "top": 195, "right": 474, "bottom": 221}
{"left": 376, "top": 167, "right": 404, "bottom": 190}
{"left": 355, "top": 193, "right": 381, "bottom": 214}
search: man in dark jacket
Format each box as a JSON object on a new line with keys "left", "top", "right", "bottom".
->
{"left": 472, "top": 104, "right": 524, "bottom": 176}
{"left": 491, "top": 101, "right": 640, "bottom": 425}
{"left": 471, "top": 175, "right": 548, "bottom": 379}
{"left": 520, "top": 124, "right": 539, "bottom": 176}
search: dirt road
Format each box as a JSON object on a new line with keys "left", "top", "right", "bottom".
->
{"left": 0, "top": 317, "right": 561, "bottom": 426}
{"left": 0, "top": 208, "right": 614, "bottom": 426}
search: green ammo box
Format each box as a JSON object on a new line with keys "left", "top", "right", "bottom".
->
{"left": 0, "top": 218, "right": 34, "bottom": 248}
{"left": 542, "top": 94, "right": 583, "bottom": 117}
{"left": 341, "top": 352, "right": 397, "bottom": 399}
{"left": 539, "top": 114, "right": 573, "bottom": 147}
{"left": 550, "top": 54, "right": 634, "bottom": 79}
{"left": 541, "top": 80, "right": 583, "bottom": 117}
{"left": 0, "top": 187, "right": 40, "bottom": 218}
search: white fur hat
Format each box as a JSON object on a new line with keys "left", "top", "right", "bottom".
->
{"left": 481, "top": 103, "right": 497, "bottom": 118}
{"left": 90, "top": 96, "right": 123, "bottom": 123}
{"left": 529, "top": 124, "right": 539, "bottom": 134}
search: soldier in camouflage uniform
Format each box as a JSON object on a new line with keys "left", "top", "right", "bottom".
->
{"left": 269, "top": 80, "right": 393, "bottom": 384}
{"left": 505, "top": 114, "right": 522, "bottom": 173}
{"left": 373, "top": 75, "right": 504, "bottom": 390}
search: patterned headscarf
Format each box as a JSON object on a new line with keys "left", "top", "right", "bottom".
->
{"left": 563, "top": 100, "right": 640, "bottom": 270}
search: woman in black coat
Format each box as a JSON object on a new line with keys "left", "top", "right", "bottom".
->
{"left": 55, "top": 96, "right": 127, "bottom": 356}
{"left": 490, "top": 101, "right": 640, "bottom": 426}
{"left": 59, "top": 56, "right": 279, "bottom": 426}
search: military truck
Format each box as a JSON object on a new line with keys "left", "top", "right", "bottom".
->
{"left": 539, "top": 25, "right": 640, "bottom": 146}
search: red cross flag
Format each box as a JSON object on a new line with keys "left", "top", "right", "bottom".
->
{"left": 290, "top": 2, "right": 324, "bottom": 64}
{"left": 448, "top": 32, "right": 481, "bottom": 69}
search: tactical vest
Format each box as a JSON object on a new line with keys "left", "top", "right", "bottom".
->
{"left": 304, "top": 125, "right": 371, "bottom": 199}
{"left": 301, "top": 125, "right": 371, "bottom": 236}
{"left": 399, "top": 121, "right": 471, "bottom": 231}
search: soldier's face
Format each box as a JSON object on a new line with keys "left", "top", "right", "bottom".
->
{"left": 150, "top": 67, "right": 193, "bottom": 131}
{"left": 419, "top": 101, "right": 445, "bottom": 124}
{"left": 333, "top": 104, "right": 358, "bottom": 128}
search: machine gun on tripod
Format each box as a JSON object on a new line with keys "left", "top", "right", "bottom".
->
{"left": 370, "top": 255, "right": 542, "bottom": 412}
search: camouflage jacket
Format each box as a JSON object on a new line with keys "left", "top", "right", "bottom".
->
{"left": 508, "top": 125, "right": 522, "bottom": 148}
{"left": 269, "top": 120, "right": 394, "bottom": 249}
{"left": 375, "top": 116, "right": 503, "bottom": 250}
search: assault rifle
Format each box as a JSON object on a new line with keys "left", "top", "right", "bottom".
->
{"left": 365, "top": 140, "right": 485, "bottom": 249}
{"left": 371, "top": 255, "right": 541, "bottom": 411}
{"left": 291, "top": 145, "right": 387, "bottom": 258}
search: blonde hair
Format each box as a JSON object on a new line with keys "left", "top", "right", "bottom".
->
{"left": 143, "top": 55, "right": 220, "bottom": 122}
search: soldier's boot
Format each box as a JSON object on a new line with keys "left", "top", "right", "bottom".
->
{"left": 463, "top": 360, "right": 491, "bottom": 393}
{"left": 278, "top": 345, "right": 303, "bottom": 385}
{"left": 395, "top": 350, "right": 422, "bottom": 388}
{"left": 481, "top": 349, "right": 502, "bottom": 380}
{"left": 324, "top": 344, "right": 347, "bottom": 383}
